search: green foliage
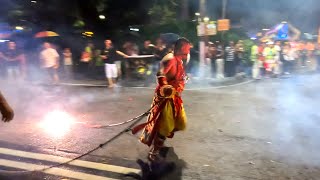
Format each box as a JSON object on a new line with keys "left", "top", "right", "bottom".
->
{"left": 242, "top": 39, "right": 255, "bottom": 65}
{"left": 73, "top": 20, "right": 85, "bottom": 28}
{"left": 148, "top": 0, "right": 179, "bottom": 25}
{"left": 141, "top": 21, "right": 198, "bottom": 45}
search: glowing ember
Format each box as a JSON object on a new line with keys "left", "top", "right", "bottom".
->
{"left": 38, "top": 110, "right": 75, "bottom": 138}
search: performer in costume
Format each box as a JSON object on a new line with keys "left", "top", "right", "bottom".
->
{"left": 132, "top": 38, "right": 191, "bottom": 161}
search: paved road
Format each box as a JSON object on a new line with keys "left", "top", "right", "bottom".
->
{"left": 0, "top": 74, "right": 320, "bottom": 179}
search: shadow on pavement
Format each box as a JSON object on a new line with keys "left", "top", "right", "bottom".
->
{"left": 125, "top": 147, "right": 186, "bottom": 180}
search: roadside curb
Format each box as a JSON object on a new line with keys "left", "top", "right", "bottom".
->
{"left": 52, "top": 75, "right": 252, "bottom": 90}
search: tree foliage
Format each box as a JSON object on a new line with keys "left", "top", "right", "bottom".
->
{"left": 148, "top": 0, "right": 179, "bottom": 25}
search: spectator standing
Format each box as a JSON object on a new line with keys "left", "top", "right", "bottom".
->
{"left": 315, "top": 44, "right": 320, "bottom": 72}
{"left": 282, "top": 43, "right": 297, "bottom": 75}
{"left": 274, "top": 41, "right": 282, "bottom": 76}
{"left": 251, "top": 42, "right": 260, "bottom": 79}
{"left": 93, "top": 49, "right": 105, "bottom": 79}
{"left": 215, "top": 43, "right": 224, "bottom": 79}
{"left": 80, "top": 42, "right": 94, "bottom": 77}
{"left": 235, "top": 40, "right": 245, "bottom": 74}
{"left": 224, "top": 41, "right": 236, "bottom": 77}
{"left": 1, "top": 41, "right": 25, "bottom": 80}
{"left": 258, "top": 42, "right": 266, "bottom": 77}
{"left": 299, "top": 41, "right": 307, "bottom": 67}
{"left": 263, "top": 42, "right": 277, "bottom": 77}
{"left": 40, "top": 42, "right": 60, "bottom": 84}
{"left": 140, "top": 40, "right": 154, "bottom": 55}
{"left": 63, "top": 48, "right": 73, "bottom": 80}
{"left": 101, "top": 40, "right": 128, "bottom": 88}
{"left": 206, "top": 42, "right": 216, "bottom": 78}
{"left": 154, "top": 38, "right": 167, "bottom": 62}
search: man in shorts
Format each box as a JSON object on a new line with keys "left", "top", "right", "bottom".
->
{"left": 100, "top": 40, "right": 128, "bottom": 88}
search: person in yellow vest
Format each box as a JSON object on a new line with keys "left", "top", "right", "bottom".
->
{"left": 263, "top": 42, "right": 277, "bottom": 77}
{"left": 251, "top": 42, "right": 260, "bottom": 79}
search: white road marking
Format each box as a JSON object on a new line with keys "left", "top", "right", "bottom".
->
{"left": 0, "top": 159, "right": 117, "bottom": 180}
{"left": 0, "top": 147, "right": 140, "bottom": 174}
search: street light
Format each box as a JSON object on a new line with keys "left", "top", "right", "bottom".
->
{"left": 99, "top": 15, "right": 106, "bottom": 20}
{"left": 31, "top": 0, "right": 37, "bottom": 3}
{"left": 203, "top": 17, "right": 210, "bottom": 22}
{"left": 15, "top": 26, "right": 24, "bottom": 30}
{"left": 195, "top": 12, "right": 200, "bottom": 16}
{"left": 130, "top": 28, "right": 139, "bottom": 32}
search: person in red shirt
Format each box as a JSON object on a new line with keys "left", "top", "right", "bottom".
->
{"left": 132, "top": 38, "right": 191, "bottom": 161}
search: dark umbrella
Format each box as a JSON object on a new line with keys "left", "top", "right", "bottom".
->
{"left": 160, "top": 33, "right": 180, "bottom": 47}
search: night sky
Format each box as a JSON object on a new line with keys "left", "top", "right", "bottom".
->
{"left": 0, "top": 0, "right": 319, "bottom": 34}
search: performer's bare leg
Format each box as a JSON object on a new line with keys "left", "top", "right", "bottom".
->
{"left": 148, "top": 134, "right": 166, "bottom": 162}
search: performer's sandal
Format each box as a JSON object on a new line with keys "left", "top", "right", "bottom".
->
{"left": 148, "top": 151, "right": 164, "bottom": 162}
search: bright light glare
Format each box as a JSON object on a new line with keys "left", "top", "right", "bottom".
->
{"left": 0, "top": 40, "right": 10, "bottom": 43}
{"left": 275, "top": 24, "right": 284, "bottom": 30}
{"left": 31, "top": 0, "right": 37, "bottom": 3}
{"left": 99, "top": 15, "right": 106, "bottom": 20}
{"left": 203, "top": 17, "right": 210, "bottom": 22}
{"left": 38, "top": 110, "right": 75, "bottom": 138}
{"left": 195, "top": 12, "right": 200, "bottom": 16}
{"left": 15, "top": 26, "right": 24, "bottom": 30}
{"left": 130, "top": 28, "right": 139, "bottom": 32}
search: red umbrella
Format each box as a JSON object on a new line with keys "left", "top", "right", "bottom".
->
{"left": 34, "top": 31, "right": 59, "bottom": 38}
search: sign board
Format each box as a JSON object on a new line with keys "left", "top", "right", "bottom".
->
{"left": 217, "top": 19, "right": 230, "bottom": 31}
{"left": 197, "top": 22, "right": 205, "bottom": 36}
{"left": 206, "top": 21, "right": 217, "bottom": 36}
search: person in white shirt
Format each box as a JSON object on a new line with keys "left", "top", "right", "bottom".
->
{"left": 40, "top": 42, "right": 60, "bottom": 84}
{"left": 283, "top": 43, "right": 296, "bottom": 75}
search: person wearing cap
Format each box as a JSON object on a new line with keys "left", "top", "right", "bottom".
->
{"left": 132, "top": 38, "right": 191, "bottom": 162}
